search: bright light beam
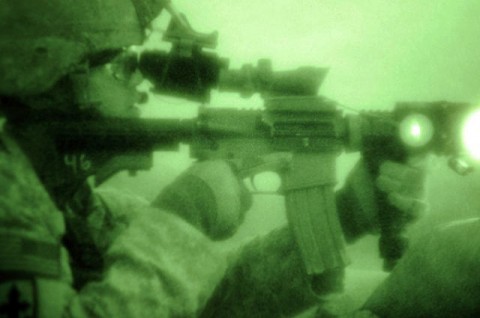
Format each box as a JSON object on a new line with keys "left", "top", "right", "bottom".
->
{"left": 463, "top": 110, "right": 480, "bottom": 160}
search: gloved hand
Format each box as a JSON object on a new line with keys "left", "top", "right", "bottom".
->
{"left": 152, "top": 160, "right": 252, "bottom": 240}
{"left": 336, "top": 157, "right": 429, "bottom": 242}
{"left": 376, "top": 157, "right": 429, "bottom": 224}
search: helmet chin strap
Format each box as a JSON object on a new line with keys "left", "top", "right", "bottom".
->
{"left": 69, "top": 63, "right": 103, "bottom": 113}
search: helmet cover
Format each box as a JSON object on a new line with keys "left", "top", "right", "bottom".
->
{"left": 0, "top": 0, "right": 164, "bottom": 96}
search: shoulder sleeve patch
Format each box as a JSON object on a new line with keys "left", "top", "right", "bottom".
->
{"left": 0, "top": 279, "right": 36, "bottom": 318}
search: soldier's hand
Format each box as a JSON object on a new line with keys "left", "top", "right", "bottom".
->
{"left": 376, "top": 157, "right": 429, "bottom": 224}
{"left": 336, "top": 156, "right": 430, "bottom": 242}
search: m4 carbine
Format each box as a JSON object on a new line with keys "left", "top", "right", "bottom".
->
{"left": 45, "top": 86, "right": 478, "bottom": 273}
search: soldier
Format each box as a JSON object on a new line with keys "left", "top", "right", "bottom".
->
{"left": 0, "top": 1, "right": 249, "bottom": 317}
{"left": 0, "top": 1, "right": 428, "bottom": 318}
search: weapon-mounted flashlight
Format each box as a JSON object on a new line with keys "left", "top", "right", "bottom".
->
{"left": 399, "top": 113, "right": 434, "bottom": 148}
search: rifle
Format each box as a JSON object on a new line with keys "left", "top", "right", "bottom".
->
{"left": 37, "top": 87, "right": 477, "bottom": 273}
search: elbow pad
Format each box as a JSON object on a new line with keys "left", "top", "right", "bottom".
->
{"left": 152, "top": 160, "right": 252, "bottom": 240}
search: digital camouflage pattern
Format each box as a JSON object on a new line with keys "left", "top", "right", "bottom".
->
{"left": 0, "top": 129, "right": 229, "bottom": 317}
{"left": 0, "top": 128, "right": 65, "bottom": 242}
{"left": 153, "top": 160, "right": 252, "bottom": 240}
{"left": 0, "top": 0, "right": 164, "bottom": 96}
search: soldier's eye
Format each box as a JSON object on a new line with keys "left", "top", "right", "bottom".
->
{"left": 107, "top": 52, "right": 140, "bottom": 85}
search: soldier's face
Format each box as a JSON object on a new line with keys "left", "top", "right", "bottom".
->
{"left": 86, "top": 55, "right": 147, "bottom": 118}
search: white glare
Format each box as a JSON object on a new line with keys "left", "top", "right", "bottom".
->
{"left": 411, "top": 122, "right": 421, "bottom": 137}
{"left": 463, "top": 110, "right": 480, "bottom": 160}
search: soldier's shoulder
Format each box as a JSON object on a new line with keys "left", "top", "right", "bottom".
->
{"left": 0, "top": 128, "right": 64, "bottom": 238}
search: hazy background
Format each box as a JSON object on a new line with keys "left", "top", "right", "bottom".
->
{"left": 104, "top": 0, "right": 480, "bottom": 284}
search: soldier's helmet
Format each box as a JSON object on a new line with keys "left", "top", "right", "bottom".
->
{"left": 0, "top": 0, "right": 164, "bottom": 96}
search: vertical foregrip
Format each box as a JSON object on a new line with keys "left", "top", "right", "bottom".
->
{"left": 361, "top": 115, "right": 409, "bottom": 271}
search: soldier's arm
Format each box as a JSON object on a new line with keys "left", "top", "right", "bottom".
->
{"left": 152, "top": 160, "right": 252, "bottom": 241}
{"left": 0, "top": 131, "right": 229, "bottom": 317}
{"left": 68, "top": 204, "right": 228, "bottom": 317}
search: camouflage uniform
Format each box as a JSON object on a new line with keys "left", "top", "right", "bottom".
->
{"left": 0, "top": 1, "right": 237, "bottom": 317}
{"left": 0, "top": 1, "right": 429, "bottom": 317}
{"left": 0, "top": 131, "right": 229, "bottom": 317}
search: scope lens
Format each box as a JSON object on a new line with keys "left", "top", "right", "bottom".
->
{"left": 463, "top": 110, "right": 480, "bottom": 160}
{"left": 399, "top": 113, "right": 434, "bottom": 148}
